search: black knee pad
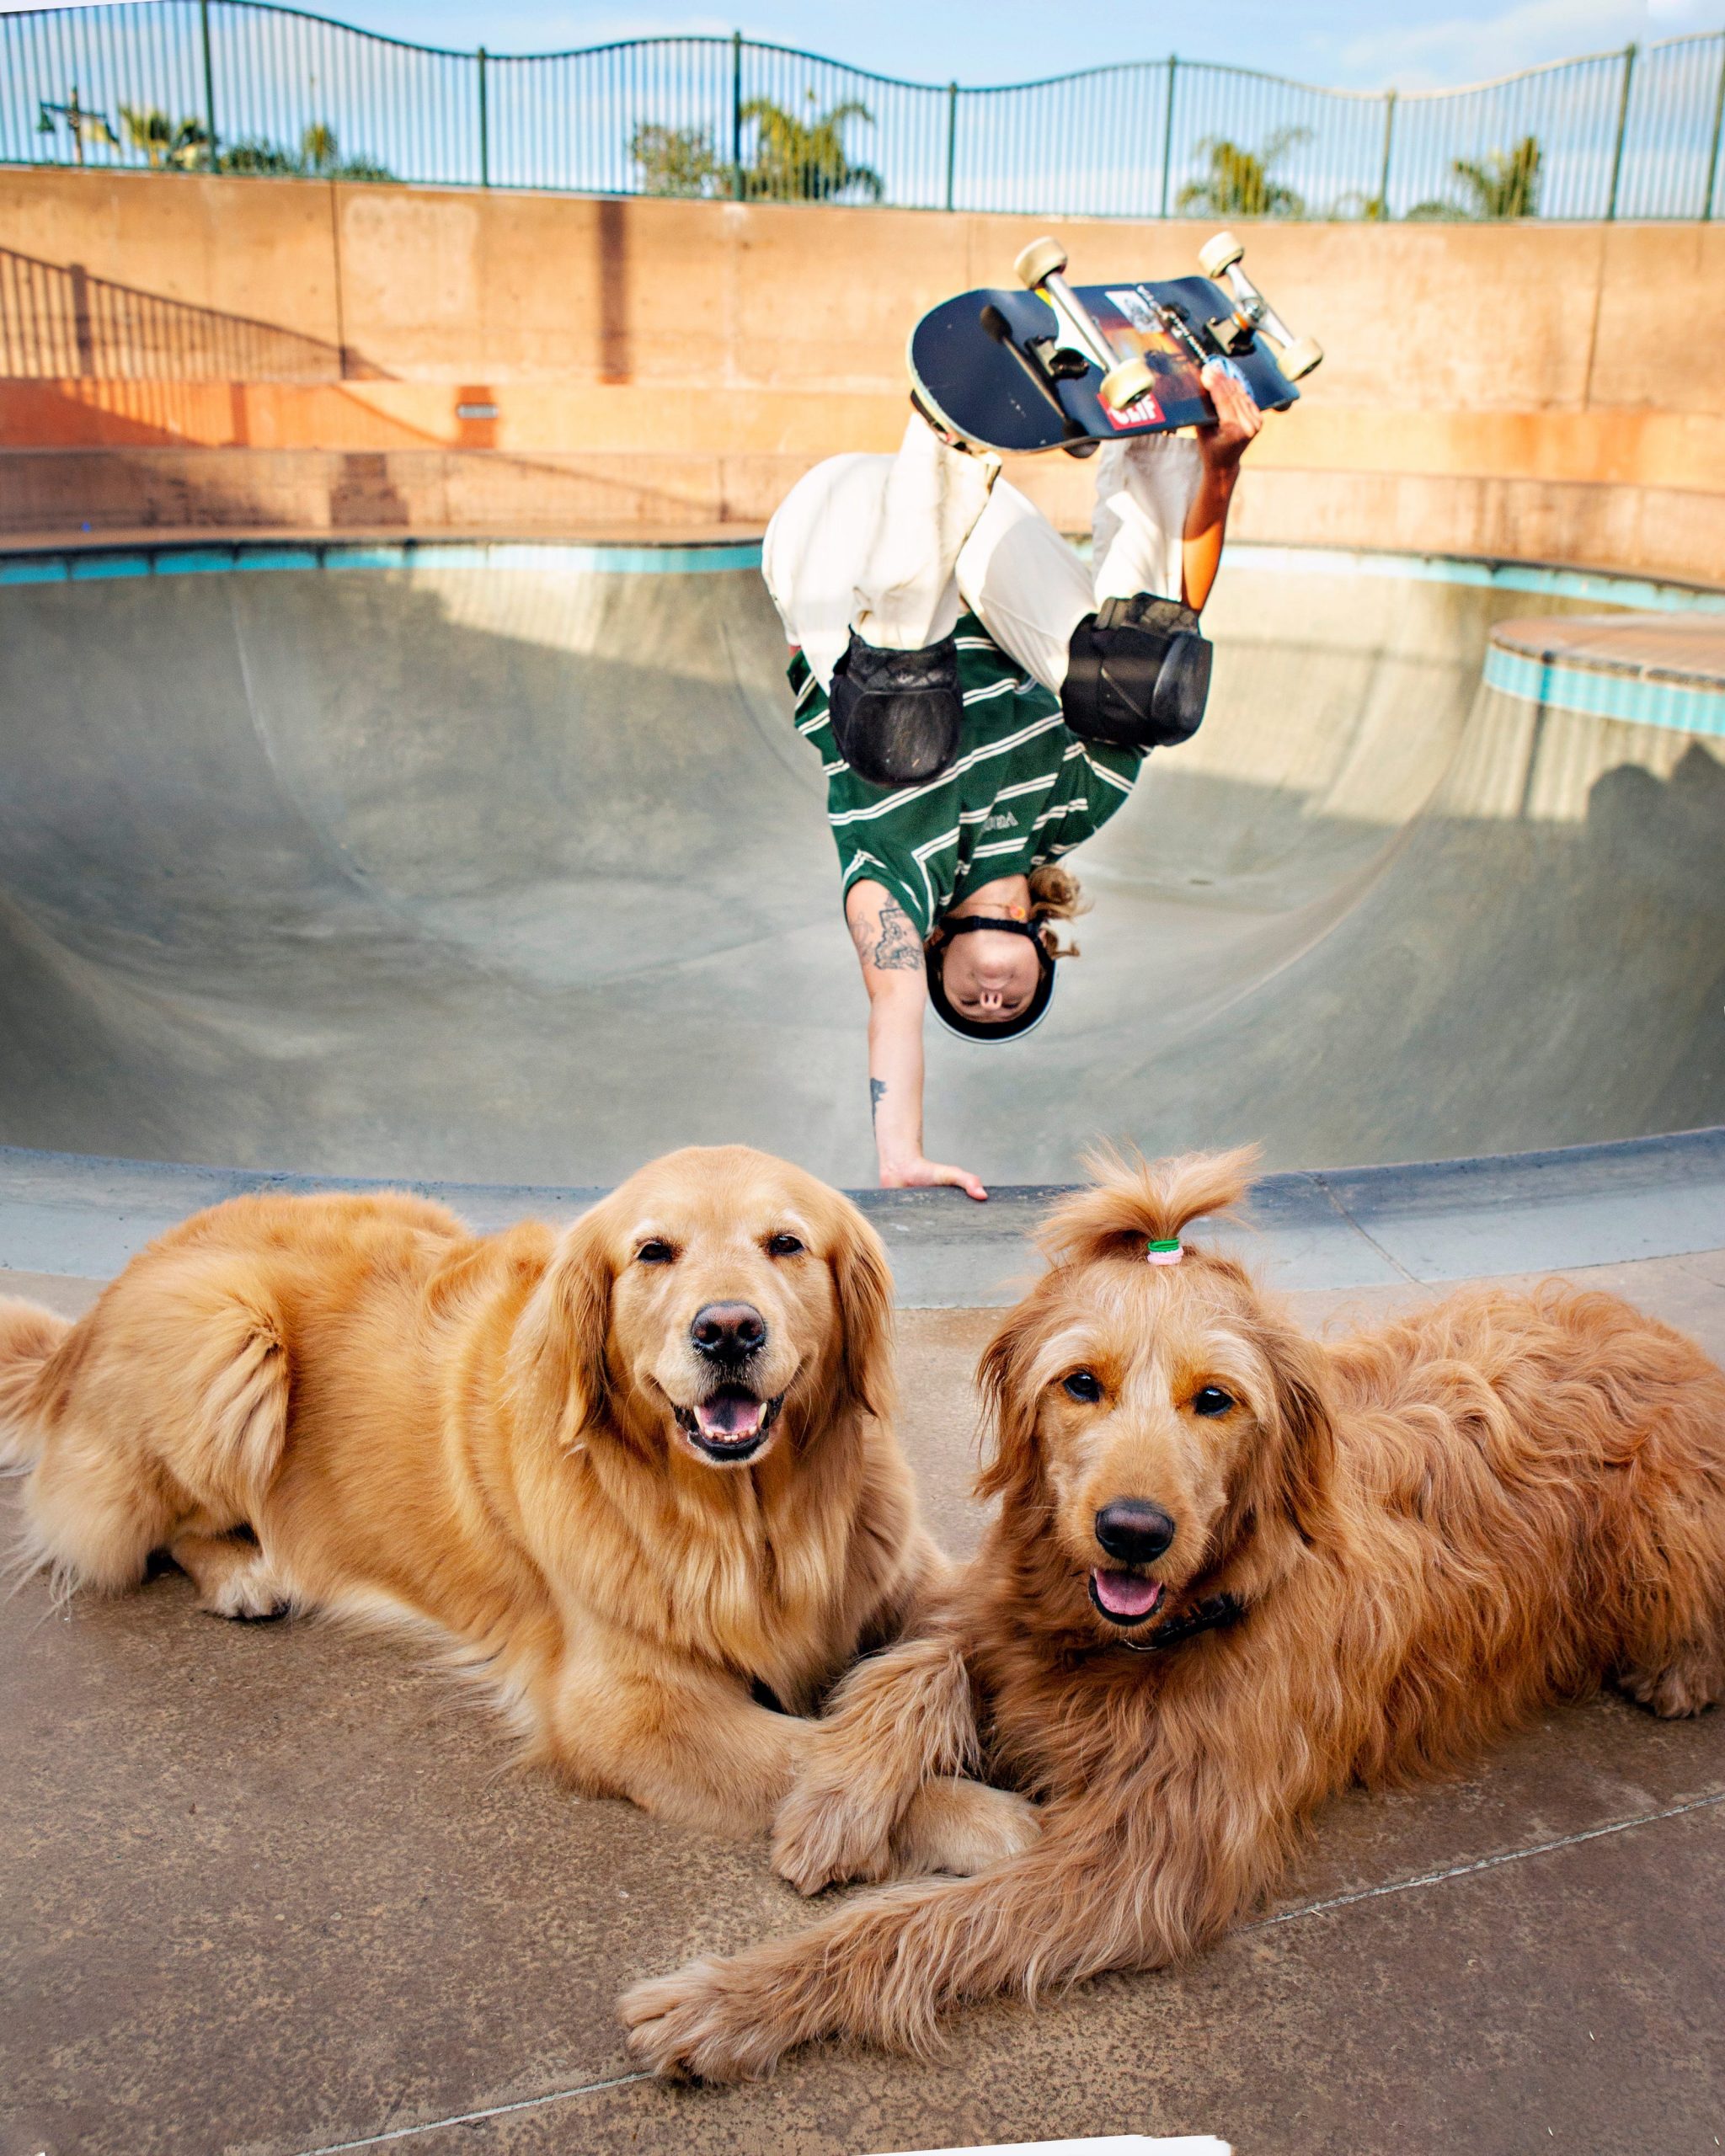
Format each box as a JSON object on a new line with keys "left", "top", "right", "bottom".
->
{"left": 828, "top": 630, "right": 962, "bottom": 787}
{"left": 1060, "top": 594, "right": 1212, "bottom": 750}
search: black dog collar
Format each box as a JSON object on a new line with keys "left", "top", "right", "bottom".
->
{"left": 1117, "top": 1591, "right": 1244, "bottom": 1655}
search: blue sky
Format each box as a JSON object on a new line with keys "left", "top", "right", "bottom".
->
{"left": 2, "top": 0, "right": 1717, "bottom": 86}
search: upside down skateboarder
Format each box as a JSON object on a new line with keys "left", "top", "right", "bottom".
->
{"left": 763, "top": 360, "right": 1264, "bottom": 1198}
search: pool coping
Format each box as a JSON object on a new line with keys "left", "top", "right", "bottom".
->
{"left": 4, "top": 533, "right": 1725, "bottom": 608}
{"left": 3, "top": 1127, "right": 1720, "bottom": 1308}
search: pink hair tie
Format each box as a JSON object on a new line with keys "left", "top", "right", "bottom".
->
{"left": 1146, "top": 1238, "right": 1183, "bottom": 1267}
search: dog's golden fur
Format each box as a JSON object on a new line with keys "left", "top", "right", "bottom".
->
{"left": 622, "top": 1146, "right": 1725, "bottom": 2076}
{"left": 0, "top": 1145, "right": 1019, "bottom": 1855}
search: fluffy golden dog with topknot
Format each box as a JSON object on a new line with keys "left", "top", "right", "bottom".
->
{"left": 0, "top": 1145, "right": 1022, "bottom": 1865}
{"left": 622, "top": 1146, "right": 1725, "bottom": 2076}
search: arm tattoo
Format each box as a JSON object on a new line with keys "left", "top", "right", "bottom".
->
{"left": 863, "top": 899, "right": 923, "bottom": 973}
{"left": 869, "top": 1077, "right": 886, "bottom": 1130}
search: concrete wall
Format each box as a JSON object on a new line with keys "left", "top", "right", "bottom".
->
{"left": 3, "top": 168, "right": 1722, "bottom": 581}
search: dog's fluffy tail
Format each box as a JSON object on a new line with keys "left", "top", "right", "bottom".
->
{"left": 1039, "top": 1144, "right": 1262, "bottom": 1268}
{"left": 0, "top": 1296, "right": 71, "bottom": 1470}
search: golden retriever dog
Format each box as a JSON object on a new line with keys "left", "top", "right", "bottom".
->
{"left": 622, "top": 1146, "right": 1725, "bottom": 2074}
{"left": 0, "top": 1144, "right": 1025, "bottom": 1858}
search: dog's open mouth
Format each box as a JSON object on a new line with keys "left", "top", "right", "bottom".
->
{"left": 1088, "top": 1569, "right": 1166, "bottom": 1627}
{"left": 672, "top": 1385, "right": 785, "bottom": 1464}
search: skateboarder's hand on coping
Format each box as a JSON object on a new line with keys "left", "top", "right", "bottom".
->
{"left": 881, "top": 1154, "right": 989, "bottom": 1203}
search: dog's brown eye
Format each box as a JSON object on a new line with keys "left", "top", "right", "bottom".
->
{"left": 1063, "top": 1371, "right": 1103, "bottom": 1403}
{"left": 1192, "top": 1385, "right": 1234, "bottom": 1417}
{"left": 636, "top": 1240, "right": 676, "bottom": 1266}
{"left": 766, "top": 1234, "right": 804, "bottom": 1258}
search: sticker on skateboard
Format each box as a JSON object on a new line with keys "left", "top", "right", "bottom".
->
{"left": 908, "top": 230, "right": 1322, "bottom": 456}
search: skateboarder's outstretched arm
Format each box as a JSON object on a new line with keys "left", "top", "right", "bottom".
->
{"left": 1087, "top": 359, "right": 1262, "bottom": 624}
{"left": 844, "top": 879, "right": 987, "bottom": 1203}
{"left": 1180, "top": 360, "right": 1263, "bottom": 612}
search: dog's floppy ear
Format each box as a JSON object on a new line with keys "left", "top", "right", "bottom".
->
{"left": 830, "top": 1202, "right": 895, "bottom": 1422}
{"left": 506, "top": 1208, "right": 614, "bottom": 1450}
{"left": 977, "top": 1297, "right": 1048, "bottom": 1511}
{"left": 1259, "top": 1322, "right": 1338, "bottom": 1547}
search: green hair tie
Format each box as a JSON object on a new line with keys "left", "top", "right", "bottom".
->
{"left": 1146, "top": 1237, "right": 1183, "bottom": 1267}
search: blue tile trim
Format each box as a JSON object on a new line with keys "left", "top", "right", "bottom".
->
{"left": 1227, "top": 544, "right": 1725, "bottom": 616}
{"left": 67, "top": 552, "right": 150, "bottom": 579}
{"left": 324, "top": 544, "right": 411, "bottom": 572}
{"left": 0, "top": 537, "right": 768, "bottom": 579}
{"left": 237, "top": 547, "right": 323, "bottom": 572}
{"left": 0, "top": 540, "right": 1717, "bottom": 622}
{"left": 1482, "top": 640, "right": 1725, "bottom": 739}
{"left": 152, "top": 547, "right": 243, "bottom": 576}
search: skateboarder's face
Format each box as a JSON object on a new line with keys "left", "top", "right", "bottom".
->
{"left": 938, "top": 929, "right": 1043, "bottom": 1025}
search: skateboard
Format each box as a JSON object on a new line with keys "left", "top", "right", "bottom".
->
{"left": 908, "top": 231, "right": 1323, "bottom": 456}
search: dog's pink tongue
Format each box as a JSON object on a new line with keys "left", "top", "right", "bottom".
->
{"left": 696, "top": 1390, "right": 765, "bottom": 1439}
{"left": 1092, "top": 1569, "right": 1164, "bottom": 1619}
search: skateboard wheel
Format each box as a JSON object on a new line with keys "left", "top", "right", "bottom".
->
{"left": 1100, "top": 355, "right": 1156, "bottom": 412}
{"left": 1014, "top": 237, "right": 1068, "bottom": 290}
{"left": 1198, "top": 230, "right": 1245, "bottom": 278}
{"left": 1277, "top": 334, "right": 1323, "bottom": 380}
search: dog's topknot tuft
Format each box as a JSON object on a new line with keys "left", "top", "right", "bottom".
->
{"left": 1036, "top": 1144, "right": 1261, "bottom": 1269}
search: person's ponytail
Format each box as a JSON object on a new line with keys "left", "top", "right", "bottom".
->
{"left": 1028, "top": 861, "right": 1088, "bottom": 960}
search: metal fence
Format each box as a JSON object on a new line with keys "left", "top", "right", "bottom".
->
{"left": 5, "top": 2, "right": 1725, "bottom": 220}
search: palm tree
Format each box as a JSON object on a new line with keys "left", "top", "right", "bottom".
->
{"left": 216, "top": 122, "right": 391, "bottom": 181}
{"left": 1177, "top": 128, "right": 1309, "bottom": 218}
{"left": 1453, "top": 135, "right": 1541, "bottom": 218}
{"left": 300, "top": 120, "right": 339, "bottom": 172}
{"left": 118, "top": 104, "right": 210, "bottom": 171}
{"left": 1408, "top": 134, "right": 1541, "bottom": 220}
{"left": 740, "top": 93, "right": 884, "bottom": 203}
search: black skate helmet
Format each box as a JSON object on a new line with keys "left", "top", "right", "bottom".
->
{"left": 925, "top": 913, "right": 1056, "bottom": 1043}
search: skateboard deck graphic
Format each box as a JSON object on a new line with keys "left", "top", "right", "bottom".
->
{"left": 908, "top": 234, "right": 1322, "bottom": 456}
{"left": 910, "top": 276, "right": 1299, "bottom": 454}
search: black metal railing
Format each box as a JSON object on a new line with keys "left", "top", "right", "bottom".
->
{"left": 6, "top": 4, "right": 1725, "bottom": 220}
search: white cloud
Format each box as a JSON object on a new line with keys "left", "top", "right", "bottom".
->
{"left": 1339, "top": 0, "right": 1674, "bottom": 88}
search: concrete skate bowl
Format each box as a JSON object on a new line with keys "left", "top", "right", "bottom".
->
{"left": 0, "top": 538, "right": 1720, "bottom": 1196}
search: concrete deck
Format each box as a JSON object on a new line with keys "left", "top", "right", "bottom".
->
{"left": 6, "top": 1237, "right": 1724, "bottom": 2156}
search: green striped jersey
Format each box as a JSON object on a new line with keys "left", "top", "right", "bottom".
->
{"left": 788, "top": 614, "right": 1144, "bottom": 939}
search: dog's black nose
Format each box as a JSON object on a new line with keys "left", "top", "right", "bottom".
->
{"left": 1094, "top": 1499, "right": 1176, "bottom": 1564}
{"left": 691, "top": 1302, "right": 766, "bottom": 1361}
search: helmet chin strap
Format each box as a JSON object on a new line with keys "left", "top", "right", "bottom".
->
{"left": 932, "top": 912, "right": 1046, "bottom": 951}
{"left": 950, "top": 898, "right": 1029, "bottom": 922}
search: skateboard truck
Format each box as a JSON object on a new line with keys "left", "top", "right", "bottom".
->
{"left": 1196, "top": 231, "right": 1323, "bottom": 381}
{"left": 1013, "top": 237, "right": 1157, "bottom": 416}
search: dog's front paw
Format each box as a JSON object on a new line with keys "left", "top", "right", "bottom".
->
{"left": 772, "top": 1774, "right": 896, "bottom": 1896}
{"left": 895, "top": 1776, "right": 1040, "bottom": 1879}
{"left": 619, "top": 1958, "right": 790, "bottom": 2083}
{"left": 1621, "top": 1653, "right": 1723, "bottom": 1719}
{"left": 200, "top": 1553, "right": 291, "bottom": 1622}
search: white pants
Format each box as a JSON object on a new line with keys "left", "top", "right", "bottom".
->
{"left": 762, "top": 416, "right": 1203, "bottom": 695}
